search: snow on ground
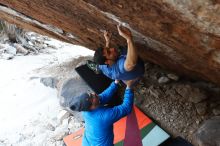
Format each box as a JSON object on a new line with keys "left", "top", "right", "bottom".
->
{"left": 0, "top": 39, "right": 94, "bottom": 145}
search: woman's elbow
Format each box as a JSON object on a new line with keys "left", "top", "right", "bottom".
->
{"left": 125, "top": 64, "right": 136, "bottom": 72}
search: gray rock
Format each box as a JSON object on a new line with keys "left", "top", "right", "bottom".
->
{"left": 175, "top": 85, "right": 207, "bottom": 103}
{"left": 52, "top": 122, "right": 69, "bottom": 141}
{"left": 193, "top": 116, "right": 220, "bottom": 146}
{"left": 57, "top": 110, "right": 70, "bottom": 123}
{"left": 167, "top": 73, "right": 179, "bottom": 81}
{"left": 188, "top": 88, "right": 207, "bottom": 103}
{"left": 29, "top": 76, "right": 39, "bottom": 80}
{"left": 40, "top": 77, "right": 58, "bottom": 88}
{"left": 213, "top": 105, "right": 220, "bottom": 116}
{"left": 14, "top": 43, "right": 28, "bottom": 55}
{"left": 28, "top": 41, "right": 34, "bottom": 46}
{"left": 4, "top": 44, "right": 17, "bottom": 55}
{"left": 175, "top": 84, "right": 191, "bottom": 98}
{"left": 195, "top": 102, "right": 207, "bottom": 115}
{"left": 158, "top": 76, "right": 170, "bottom": 84}
{"left": 52, "top": 130, "right": 68, "bottom": 141}
{"left": 46, "top": 123, "right": 55, "bottom": 131}
{"left": 148, "top": 86, "right": 162, "bottom": 98}
{"left": 59, "top": 78, "right": 91, "bottom": 109}
{"left": 72, "top": 111, "right": 84, "bottom": 122}
{"left": 55, "top": 140, "right": 65, "bottom": 146}
{"left": 1, "top": 53, "right": 14, "bottom": 60}
{"left": 68, "top": 120, "right": 82, "bottom": 130}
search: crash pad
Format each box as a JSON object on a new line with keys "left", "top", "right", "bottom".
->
{"left": 75, "top": 64, "right": 121, "bottom": 107}
{"left": 75, "top": 64, "right": 112, "bottom": 94}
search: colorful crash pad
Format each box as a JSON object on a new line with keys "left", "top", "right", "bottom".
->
{"left": 63, "top": 105, "right": 170, "bottom": 146}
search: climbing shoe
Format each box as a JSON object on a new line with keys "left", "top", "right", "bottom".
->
{"left": 86, "top": 60, "right": 101, "bottom": 74}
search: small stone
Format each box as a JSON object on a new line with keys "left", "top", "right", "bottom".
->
{"left": 62, "top": 118, "right": 69, "bottom": 126}
{"left": 162, "top": 108, "right": 166, "bottom": 114}
{"left": 55, "top": 141, "right": 64, "bottom": 146}
{"left": 52, "top": 130, "right": 68, "bottom": 141}
{"left": 144, "top": 104, "right": 150, "bottom": 108}
{"left": 167, "top": 73, "right": 179, "bottom": 81}
{"left": 212, "top": 105, "right": 220, "bottom": 116}
{"left": 43, "top": 44, "right": 48, "bottom": 48}
{"left": 189, "top": 129, "right": 194, "bottom": 134}
{"left": 1, "top": 53, "right": 14, "bottom": 60}
{"left": 74, "top": 122, "right": 82, "bottom": 128}
{"left": 46, "top": 123, "right": 55, "bottom": 131}
{"left": 68, "top": 117, "right": 82, "bottom": 130}
{"left": 188, "top": 88, "right": 207, "bottom": 103}
{"left": 4, "top": 44, "right": 17, "bottom": 55}
{"left": 31, "top": 36, "right": 37, "bottom": 40}
{"left": 158, "top": 76, "right": 170, "bottom": 84}
{"left": 116, "top": 4, "right": 123, "bottom": 8}
{"left": 57, "top": 110, "right": 70, "bottom": 124}
{"left": 40, "top": 77, "right": 58, "bottom": 88}
{"left": 28, "top": 41, "right": 34, "bottom": 46}
{"left": 52, "top": 122, "right": 69, "bottom": 141}
{"left": 195, "top": 102, "right": 207, "bottom": 115}
{"left": 14, "top": 43, "right": 28, "bottom": 55}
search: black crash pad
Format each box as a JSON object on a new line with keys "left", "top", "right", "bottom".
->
{"left": 159, "top": 136, "right": 194, "bottom": 146}
{"left": 75, "top": 64, "right": 121, "bottom": 107}
{"left": 75, "top": 64, "right": 113, "bottom": 94}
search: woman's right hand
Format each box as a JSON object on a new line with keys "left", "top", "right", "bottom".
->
{"left": 117, "top": 25, "right": 132, "bottom": 41}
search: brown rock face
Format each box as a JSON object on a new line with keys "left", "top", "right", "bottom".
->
{"left": 0, "top": 0, "right": 220, "bottom": 85}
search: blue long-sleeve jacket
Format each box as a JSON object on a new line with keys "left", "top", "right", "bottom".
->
{"left": 82, "top": 82, "right": 134, "bottom": 146}
{"left": 98, "top": 46, "right": 144, "bottom": 81}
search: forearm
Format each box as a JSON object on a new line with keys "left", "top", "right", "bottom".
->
{"left": 124, "top": 38, "right": 138, "bottom": 71}
{"left": 104, "top": 31, "right": 111, "bottom": 48}
{"left": 120, "top": 89, "right": 134, "bottom": 115}
{"left": 105, "top": 40, "right": 110, "bottom": 48}
{"left": 109, "top": 89, "right": 134, "bottom": 122}
{"left": 99, "top": 82, "right": 118, "bottom": 104}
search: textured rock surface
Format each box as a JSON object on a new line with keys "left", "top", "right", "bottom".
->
{"left": 0, "top": 0, "right": 220, "bottom": 86}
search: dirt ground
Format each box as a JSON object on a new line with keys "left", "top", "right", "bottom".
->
{"left": 132, "top": 62, "right": 220, "bottom": 144}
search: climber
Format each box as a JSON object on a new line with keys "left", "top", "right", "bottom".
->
{"left": 88, "top": 25, "right": 144, "bottom": 83}
{"left": 69, "top": 79, "right": 135, "bottom": 146}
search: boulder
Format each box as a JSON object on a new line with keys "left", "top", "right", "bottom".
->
{"left": 59, "top": 77, "right": 91, "bottom": 108}
{"left": 0, "top": 0, "right": 220, "bottom": 85}
{"left": 193, "top": 116, "right": 220, "bottom": 146}
{"left": 40, "top": 77, "right": 58, "bottom": 88}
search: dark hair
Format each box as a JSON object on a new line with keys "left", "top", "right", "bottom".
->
{"left": 93, "top": 47, "right": 106, "bottom": 65}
